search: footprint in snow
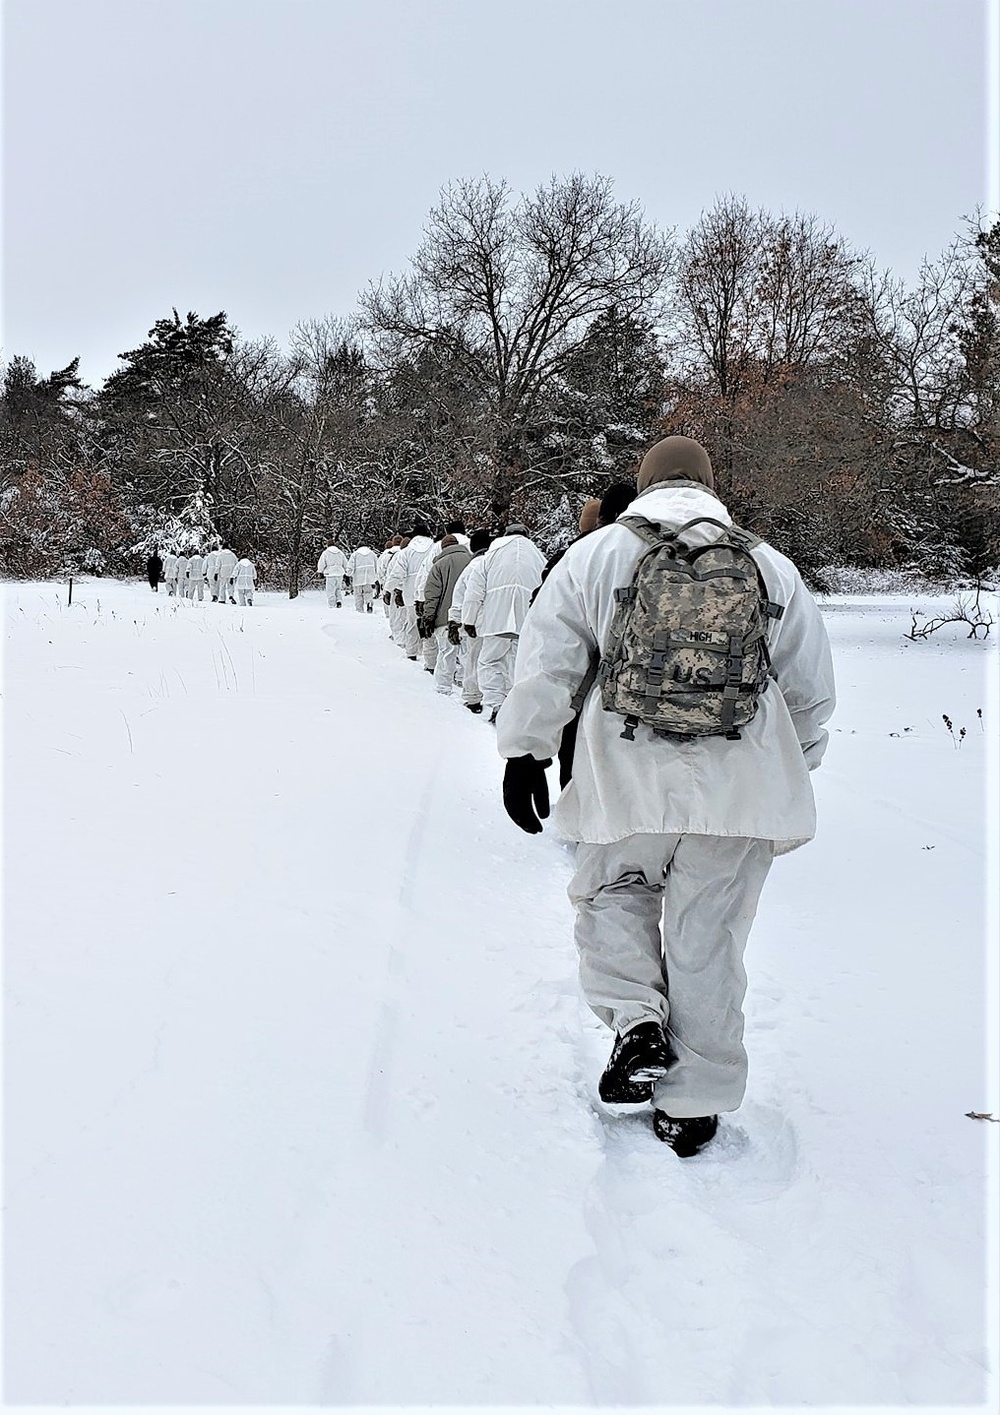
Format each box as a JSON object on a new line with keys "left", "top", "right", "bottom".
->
{"left": 683, "top": 1101, "right": 800, "bottom": 1204}
{"left": 595, "top": 1099, "right": 799, "bottom": 1205}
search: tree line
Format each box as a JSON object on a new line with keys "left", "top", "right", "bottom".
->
{"left": 2, "top": 175, "right": 997, "bottom": 593}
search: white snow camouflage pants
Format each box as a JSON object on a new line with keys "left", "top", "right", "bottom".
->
{"left": 387, "top": 598, "right": 405, "bottom": 643}
{"left": 569, "top": 833, "right": 773, "bottom": 1117}
{"left": 354, "top": 584, "right": 374, "bottom": 612}
{"left": 431, "top": 627, "right": 461, "bottom": 693}
{"left": 422, "top": 628, "right": 438, "bottom": 672}
{"left": 459, "top": 633, "right": 482, "bottom": 705}
{"left": 325, "top": 574, "right": 344, "bottom": 607}
{"left": 399, "top": 604, "right": 421, "bottom": 658}
{"left": 477, "top": 632, "right": 517, "bottom": 711}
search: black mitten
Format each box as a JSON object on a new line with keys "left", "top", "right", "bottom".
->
{"left": 502, "top": 756, "right": 552, "bottom": 834}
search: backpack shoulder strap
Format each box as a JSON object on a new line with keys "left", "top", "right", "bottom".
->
{"left": 616, "top": 515, "right": 671, "bottom": 548}
{"left": 620, "top": 514, "right": 763, "bottom": 553}
{"left": 670, "top": 516, "right": 762, "bottom": 551}
{"left": 570, "top": 653, "right": 600, "bottom": 713}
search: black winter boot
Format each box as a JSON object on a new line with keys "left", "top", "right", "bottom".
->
{"left": 652, "top": 1111, "right": 718, "bottom": 1156}
{"left": 598, "top": 1021, "right": 674, "bottom": 1104}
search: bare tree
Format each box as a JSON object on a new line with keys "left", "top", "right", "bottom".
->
{"left": 665, "top": 198, "right": 889, "bottom": 575}
{"left": 262, "top": 318, "right": 376, "bottom": 596}
{"left": 862, "top": 240, "right": 975, "bottom": 434}
{"left": 362, "top": 172, "right": 672, "bottom": 516}
{"left": 858, "top": 220, "right": 1000, "bottom": 576}
{"left": 671, "top": 194, "right": 761, "bottom": 401}
{"left": 671, "top": 196, "right": 867, "bottom": 400}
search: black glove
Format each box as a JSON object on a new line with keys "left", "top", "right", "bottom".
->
{"left": 464, "top": 623, "right": 477, "bottom": 638}
{"left": 447, "top": 622, "right": 461, "bottom": 646}
{"left": 394, "top": 589, "right": 404, "bottom": 607}
{"left": 503, "top": 756, "right": 552, "bottom": 834}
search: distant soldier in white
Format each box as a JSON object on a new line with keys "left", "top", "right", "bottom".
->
{"left": 460, "top": 523, "right": 546, "bottom": 722}
{"left": 346, "top": 544, "right": 379, "bottom": 612}
{"left": 204, "top": 544, "right": 222, "bottom": 601}
{"left": 384, "top": 522, "right": 434, "bottom": 660}
{"left": 386, "top": 536, "right": 409, "bottom": 643}
{"left": 174, "top": 552, "right": 191, "bottom": 599}
{"left": 414, "top": 521, "right": 468, "bottom": 673}
{"left": 421, "top": 535, "right": 473, "bottom": 694}
{"left": 376, "top": 538, "right": 400, "bottom": 626}
{"left": 232, "top": 555, "right": 257, "bottom": 606}
{"left": 317, "top": 543, "right": 348, "bottom": 607}
{"left": 162, "top": 550, "right": 179, "bottom": 596}
{"left": 413, "top": 532, "right": 444, "bottom": 673}
{"left": 187, "top": 549, "right": 207, "bottom": 601}
{"left": 449, "top": 529, "right": 492, "bottom": 713}
{"left": 216, "top": 547, "right": 238, "bottom": 604}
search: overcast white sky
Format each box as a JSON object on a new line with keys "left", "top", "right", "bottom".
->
{"left": 2, "top": 0, "right": 995, "bottom": 388}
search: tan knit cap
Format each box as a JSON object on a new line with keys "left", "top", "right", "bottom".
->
{"left": 636, "top": 436, "right": 714, "bottom": 493}
{"left": 578, "top": 498, "right": 601, "bottom": 533}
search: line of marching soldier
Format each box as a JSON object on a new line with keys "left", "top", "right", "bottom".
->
{"left": 371, "top": 487, "right": 637, "bottom": 720}
{"left": 376, "top": 519, "right": 549, "bottom": 723}
{"left": 316, "top": 543, "right": 381, "bottom": 611}
{"left": 156, "top": 547, "right": 258, "bottom": 606}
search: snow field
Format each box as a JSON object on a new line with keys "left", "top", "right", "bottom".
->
{"left": 2, "top": 579, "right": 996, "bottom": 1407}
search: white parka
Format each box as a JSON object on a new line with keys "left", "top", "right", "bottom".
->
{"left": 376, "top": 546, "right": 397, "bottom": 584}
{"left": 413, "top": 534, "right": 470, "bottom": 599}
{"left": 346, "top": 547, "right": 379, "bottom": 586}
{"left": 384, "top": 536, "right": 434, "bottom": 606}
{"left": 187, "top": 553, "right": 206, "bottom": 581}
{"left": 318, "top": 547, "right": 347, "bottom": 578}
{"left": 495, "top": 484, "right": 836, "bottom": 854}
{"left": 162, "top": 553, "right": 178, "bottom": 580}
{"left": 460, "top": 534, "right": 546, "bottom": 635}
{"left": 204, "top": 549, "right": 221, "bottom": 582}
{"left": 231, "top": 557, "right": 256, "bottom": 589}
{"left": 413, "top": 540, "right": 442, "bottom": 600}
{"left": 449, "top": 550, "right": 487, "bottom": 623}
{"left": 216, "top": 549, "right": 238, "bottom": 587}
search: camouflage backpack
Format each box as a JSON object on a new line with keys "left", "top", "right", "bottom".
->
{"left": 598, "top": 515, "right": 784, "bottom": 741}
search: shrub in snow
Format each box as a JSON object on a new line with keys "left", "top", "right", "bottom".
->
{"left": 80, "top": 547, "right": 107, "bottom": 575}
{"left": 812, "top": 564, "right": 962, "bottom": 595}
{"left": 127, "top": 494, "right": 220, "bottom": 563}
{"left": 0, "top": 467, "right": 130, "bottom": 579}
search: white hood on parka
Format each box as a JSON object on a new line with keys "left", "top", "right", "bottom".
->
{"left": 460, "top": 534, "right": 546, "bottom": 635}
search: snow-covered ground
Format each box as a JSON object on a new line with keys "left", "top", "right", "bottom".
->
{"left": 2, "top": 577, "right": 997, "bottom": 1410}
